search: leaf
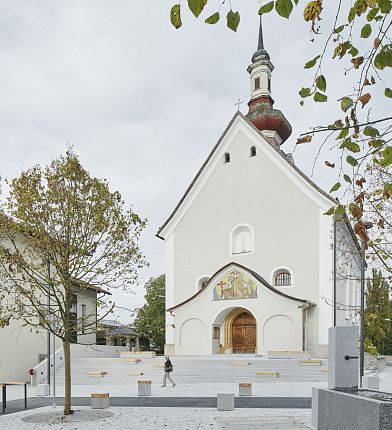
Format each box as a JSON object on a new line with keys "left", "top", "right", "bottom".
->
{"left": 335, "top": 205, "right": 346, "bottom": 216}
{"left": 341, "top": 138, "right": 360, "bottom": 153}
{"left": 259, "top": 1, "right": 275, "bottom": 14}
{"left": 367, "top": 7, "right": 379, "bottom": 21}
{"left": 205, "top": 12, "right": 220, "bottom": 24}
{"left": 369, "top": 139, "right": 384, "bottom": 148}
{"left": 296, "top": 135, "right": 313, "bottom": 144}
{"left": 337, "top": 127, "right": 349, "bottom": 139}
{"left": 325, "top": 161, "right": 335, "bottom": 168}
{"left": 226, "top": 10, "right": 240, "bottom": 32}
{"left": 313, "top": 91, "right": 328, "bottom": 102}
{"left": 385, "top": 88, "right": 392, "bottom": 98}
{"left": 343, "top": 174, "right": 352, "bottom": 183}
{"left": 275, "top": 0, "right": 294, "bottom": 19}
{"left": 170, "top": 4, "right": 182, "bottom": 29}
{"left": 188, "top": 0, "right": 207, "bottom": 17}
{"left": 304, "top": 55, "right": 320, "bottom": 68}
{"left": 303, "top": 1, "right": 322, "bottom": 22}
{"left": 299, "top": 87, "right": 311, "bottom": 98}
{"left": 374, "top": 37, "right": 381, "bottom": 47}
{"left": 316, "top": 75, "right": 327, "bottom": 92}
{"left": 324, "top": 207, "right": 335, "bottom": 216}
{"left": 379, "top": 146, "right": 392, "bottom": 167}
{"left": 346, "top": 155, "right": 358, "bottom": 166}
{"left": 330, "top": 182, "right": 341, "bottom": 193}
{"left": 334, "top": 25, "right": 345, "bottom": 33}
{"left": 359, "top": 93, "right": 372, "bottom": 108}
{"left": 340, "top": 96, "right": 353, "bottom": 112}
{"left": 348, "top": 6, "right": 356, "bottom": 23}
{"left": 379, "top": 0, "right": 392, "bottom": 13}
{"left": 351, "top": 56, "right": 364, "bottom": 69}
{"left": 364, "top": 126, "right": 379, "bottom": 137}
{"left": 349, "top": 46, "right": 359, "bottom": 57}
{"left": 361, "top": 23, "right": 372, "bottom": 38}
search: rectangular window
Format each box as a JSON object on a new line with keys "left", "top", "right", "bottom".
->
{"left": 254, "top": 77, "right": 260, "bottom": 90}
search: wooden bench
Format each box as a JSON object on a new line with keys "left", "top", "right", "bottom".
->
{"left": 321, "top": 368, "right": 328, "bottom": 373}
{"left": 86, "top": 371, "right": 108, "bottom": 377}
{"left": 230, "top": 361, "right": 251, "bottom": 366}
{"left": 268, "top": 351, "right": 311, "bottom": 360}
{"left": 256, "top": 371, "right": 279, "bottom": 378}
{"left": 1, "top": 381, "right": 28, "bottom": 414}
{"left": 127, "top": 371, "right": 144, "bottom": 376}
{"left": 299, "top": 359, "right": 321, "bottom": 366}
{"left": 153, "top": 364, "right": 165, "bottom": 368}
{"left": 121, "top": 358, "right": 141, "bottom": 364}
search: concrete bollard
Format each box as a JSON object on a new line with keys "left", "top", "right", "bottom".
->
{"left": 91, "top": 393, "right": 109, "bottom": 409}
{"left": 138, "top": 380, "right": 152, "bottom": 396}
{"left": 362, "top": 376, "right": 380, "bottom": 390}
{"left": 217, "top": 393, "right": 235, "bottom": 411}
{"left": 239, "top": 383, "right": 252, "bottom": 396}
{"left": 36, "top": 384, "right": 49, "bottom": 397}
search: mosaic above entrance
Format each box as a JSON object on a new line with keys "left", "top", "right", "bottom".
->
{"left": 213, "top": 270, "right": 257, "bottom": 300}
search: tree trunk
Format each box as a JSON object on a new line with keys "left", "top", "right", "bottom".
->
{"left": 63, "top": 340, "right": 72, "bottom": 415}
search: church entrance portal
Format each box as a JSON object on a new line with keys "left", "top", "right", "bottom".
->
{"left": 232, "top": 312, "right": 256, "bottom": 353}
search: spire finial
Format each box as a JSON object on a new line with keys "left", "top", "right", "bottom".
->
{"left": 257, "top": 15, "right": 264, "bottom": 51}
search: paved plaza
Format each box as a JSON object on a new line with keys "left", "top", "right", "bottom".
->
{"left": 2, "top": 355, "right": 392, "bottom": 429}
{"left": 0, "top": 406, "right": 313, "bottom": 429}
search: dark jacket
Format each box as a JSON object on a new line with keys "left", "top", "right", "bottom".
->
{"left": 164, "top": 358, "right": 173, "bottom": 372}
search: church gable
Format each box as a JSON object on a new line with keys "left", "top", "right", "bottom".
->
{"left": 157, "top": 113, "right": 336, "bottom": 241}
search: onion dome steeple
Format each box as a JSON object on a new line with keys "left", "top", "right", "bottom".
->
{"left": 246, "top": 17, "right": 292, "bottom": 146}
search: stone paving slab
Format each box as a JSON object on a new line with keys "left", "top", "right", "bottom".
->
{"left": 216, "top": 416, "right": 313, "bottom": 429}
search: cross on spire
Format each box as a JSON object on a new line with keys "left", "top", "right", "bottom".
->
{"left": 234, "top": 98, "right": 244, "bottom": 112}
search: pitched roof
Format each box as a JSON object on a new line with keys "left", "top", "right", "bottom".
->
{"left": 157, "top": 112, "right": 337, "bottom": 239}
{"left": 73, "top": 278, "right": 112, "bottom": 296}
{"left": 167, "top": 262, "right": 315, "bottom": 312}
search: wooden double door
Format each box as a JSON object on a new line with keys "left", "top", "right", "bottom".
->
{"left": 232, "top": 312, "right": 256, "bottom": 353}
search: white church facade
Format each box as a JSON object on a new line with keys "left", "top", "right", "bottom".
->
{"left": 157, "top": 21, "right": 361, "bottom": 358}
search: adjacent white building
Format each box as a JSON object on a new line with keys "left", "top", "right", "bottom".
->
{"left": 157, "top": 20, "right": 361, "bottom": 358}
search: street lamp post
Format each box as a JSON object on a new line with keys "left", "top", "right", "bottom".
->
{"left": 359, "top": 221, "right": 373, "bottom": 388}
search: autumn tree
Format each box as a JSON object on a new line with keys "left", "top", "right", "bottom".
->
{"left": 133, "top": 275, "right": 165, "bottom": 353}
{"left": 0, "top": 150, "right": 146, "bottom": 415}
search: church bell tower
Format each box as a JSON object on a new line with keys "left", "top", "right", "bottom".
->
{"left": 246, "top": 17, "right": 292, "bottom": 148}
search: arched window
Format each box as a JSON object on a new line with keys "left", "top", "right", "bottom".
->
{"left": 196, "top": 276, "right": 210, "bottom": 292}
{"left": 250, "top": 146, "right": 256, "bottom": 157}
{"left": 224, "top": 153, "right": 230, "bottom": 163}
{"left": 274, "top": 269, "right": 292, "bottom": 286}
{"left": 231, "top": 225, "right": 253, "bottom": 255}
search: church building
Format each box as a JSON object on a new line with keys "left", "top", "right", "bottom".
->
{"left": 157, "top": 20, "right": 361, "bottom": 358}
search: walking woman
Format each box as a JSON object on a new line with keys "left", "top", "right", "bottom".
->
{"left": 161, "top": 355, "right": 176, "bottom": 387}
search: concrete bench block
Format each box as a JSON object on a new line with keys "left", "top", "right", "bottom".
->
{"left": 268, "top": 350, "right": 311, "bottom": 360}
{"left": 299, "top": 359, "right": 321, "bottom": 366}
{"left": 362, "top": 376, "right": 380, "bottom": 390}
{"left": 120, "top": 351, "right": 156, "bottom": 359}
{"left": 321, "top": 368, "right": 329, "bottom": 373}
{"left": 36, "top": 384, "right": 49, "bottom": 396}
{"left": 256, "top": 370, "right": 279, "bottom": 378}
{"left": 127, "top": 371, "right": 144, "bottom": 376}
{"left": 217, "top": 393, "right": 235, "bottom": 411}
{"left": 138, "top": 380, "right": 152, "bottom": 396}
{"left": 91, "top": 393, "right": 109, "bottom": 409}
{"left": 153, "top": 364, "right": 165, "bottom": 368}
{"left": 231, "top": 361, "right": 251, "bottom": 366}
{"left": 239, "top": 383, "right": 252, "bottom": 396}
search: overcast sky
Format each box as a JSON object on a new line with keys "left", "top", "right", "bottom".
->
{"left": 0, "top": 1, "right": 388, "bottom": 321}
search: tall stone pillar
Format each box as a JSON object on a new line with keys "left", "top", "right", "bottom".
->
{"left": 328, "top": 326, "right": 359, "bottom": 390}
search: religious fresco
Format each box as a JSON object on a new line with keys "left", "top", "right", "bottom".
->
{"left": 213, "top": 270, "right": 257, "bottom": 300}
